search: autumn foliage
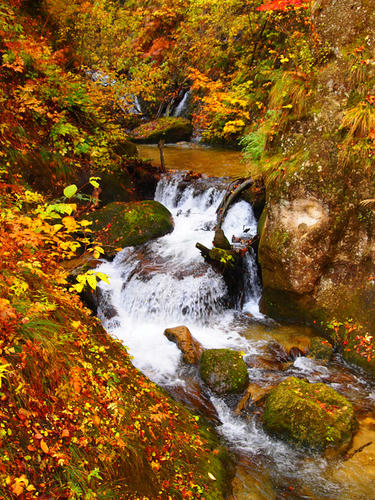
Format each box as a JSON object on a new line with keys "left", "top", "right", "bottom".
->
{"left": 0, "top": 2, "right": 228, "bottom": 498}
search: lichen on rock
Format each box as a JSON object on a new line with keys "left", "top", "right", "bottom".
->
{"left": 87, "top": 200, "right": 174, "bottom": 257}
{"left": 308, "top": 336, "right": 333, "bottom": 362}
{"left": 263, "top": 376, "right": 357, "bottom": 453}
{"left": 130, "top": 117, "right": 193, "bottom": 143}
{"left": 200, "top": 349, "right": 249, "bottom": 395}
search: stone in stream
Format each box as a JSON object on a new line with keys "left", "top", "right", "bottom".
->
{"left": 200, "top": 349, "right": 249, "bottom": 395}
{"left": 308, "top": 337, "right": 334, "bottom": 362}
{"left": 164, "top": 326, "right": 203, "bottom": 364}
{"left": 86, "top": 200, "right": 174, "bottom": 258}
{"left": 263, "top": 376, "right": 358, "bottom": 454}
{"left": 288, "top": 346, "right": 306, "bottom": 360}
{"left": 234, "top": 384, "right": 275, "bottom": 415}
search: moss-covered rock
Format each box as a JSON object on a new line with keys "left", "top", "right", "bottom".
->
{"left": 263, "top": 377, "right": 357, "bottom": 453}
{"left": 308, "top": 337, "right": 333, "bottom": 362}
{"left": 87, "top": 200, "right": 174, "bottom": 257}
{"left": 130, "top": 117, "right": 193, "bottom": 143}
{"left": 111, "top": 138, "right": 138, "bottom": 157}
{"left": 200, "top": 349, "right": 249, "bottom": 395}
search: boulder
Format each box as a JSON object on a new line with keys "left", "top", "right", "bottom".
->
{"left": 86, "top": 200, "right": 174, "bottom": 257}
{"left": 200, "top": 349, "right": 249, "bottom": 395}
{"left": 164, "top": 326, "right": 203, "bottom": 364}
{"left": 130, "top": 117, "right": 193, "bottom": 143}
{"left": 308, "top": 337, "right": 334, "bottom": 362}
{"left": 263, "top": 377, "right": 357, "bottom": 453}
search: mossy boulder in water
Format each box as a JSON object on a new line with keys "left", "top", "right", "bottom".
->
{"left": 130, "top": 117, "right": 193, "bottom": 143}
{"left": 263, "top": 377, "right": 357, "bottom": 453}
{"left": 308, "top": 337, "right": 333, "bottom": 362}
{"left": 200, "top": 349, "right": 249, "bottom": 395}
{"left": 87, "top": 200, "right": 174, "bottom": 257}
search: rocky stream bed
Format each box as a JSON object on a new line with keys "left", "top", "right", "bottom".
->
{"left": 96, "top": 149, "right": 375, "bottom": 499}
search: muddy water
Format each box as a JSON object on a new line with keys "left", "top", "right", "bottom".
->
{"left": 138, "top": 142, "right": 247, "bottom": 178}
{"left": 98, "top": 146, "right": 375, "bottom": 499}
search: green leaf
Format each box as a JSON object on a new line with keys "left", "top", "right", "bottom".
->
{"left": 63, "top": 185, "right": 78, "bottom": 199}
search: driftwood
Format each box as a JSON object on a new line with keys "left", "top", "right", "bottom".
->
{"left": 196, "top": 242, "right": 210, "bottom": 258}
{"left": 216, "top": 178, "right": 253, "bottom": 231}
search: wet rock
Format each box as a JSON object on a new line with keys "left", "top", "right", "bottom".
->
{"left": 263, "top": 376, "right": 358, "bottom": 453}
{"left": 234, "top": 384, "right": 274, "bottom": 415}
{"left": 169, "top": 382, "right": 221, "bottom": 424}
{"left": 308, "top": 337, "right": 333, "bottom": 362}
{"left": 86, "top": 200, "right": 174, "bottom": 258}
{"left": 130, "top": 117, "right": 193, "bottom": 143}
{"left": 266, "top": 341, "right": 289, "bottom": 363}
{"left": 164, "top": 326, "right": 203, "bottom": 364}
{"left": 288, "top": 346, "right": 305, "bottom": 361}
{"left": 200, "top": 349, "right": 249, "bottom": 395}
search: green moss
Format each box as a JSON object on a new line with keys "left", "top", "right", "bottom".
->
{"left": 308, "top": 336, "right": 333, "bottom": 362}
{"left": 130, "top": 117, "right": 193, "bottom": 143}
{"left": 87, "top": 200, "right": 174, "bottom": 257}
{"left": 200, "top": 349, "right": 249, "bottom": 395}
{"left": 263, "top": 377, "right": 357, "bottom": 452}
{"left": 208, "top": 248, "right": 236, "bottom": 267}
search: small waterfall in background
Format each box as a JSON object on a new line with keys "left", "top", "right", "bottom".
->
{"left": 173, "top": 90, "right": 191, "bottom": 117}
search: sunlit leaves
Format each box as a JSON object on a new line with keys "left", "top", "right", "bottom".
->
{"left": 63, "top": 184, "right": 78, "bottom": 198}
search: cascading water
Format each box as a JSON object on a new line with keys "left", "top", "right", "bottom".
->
{"left": 173, "top": 90, "right": 191, "bottom": 117}
{"left": 97, "top": 169, "right": 375, "bottom": 499}
{"left": 97, "top": 172, "right": 260, "bottom": 382}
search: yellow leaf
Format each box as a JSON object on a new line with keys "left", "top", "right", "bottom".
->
{"left": 80, "top": 219, "right": 93, "bottom": 227}
{"left": 62, "top": 216, "right": 77, "bottom": 232}
{"left": 208, "top": 472, "right": 216, "bottom": 481}
{"left": 86, "top": 274, "right": 97, "bottom": 290}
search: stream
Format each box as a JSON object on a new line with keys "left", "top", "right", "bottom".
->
{"left": 97, "top": 146, "right": 375, "bottom": 499}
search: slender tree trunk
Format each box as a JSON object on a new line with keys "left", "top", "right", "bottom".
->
{"left": 216, "top": 178, "right": 253, "bottom": 230}
{"left": 158, "top": 139, "right": 166, "bottom": 172}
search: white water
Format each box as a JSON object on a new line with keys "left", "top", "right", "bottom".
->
{"left": 173, "top": 90, "right": 191, "bottom": 117}
{"left": 98, "top": 172, "right": 261, "bottom": 383}
{"left": 97, "top": 171, "right": 375, "bottom": 499}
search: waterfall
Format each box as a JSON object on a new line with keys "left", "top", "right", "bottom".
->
{"left": 173, "top": 90, "right": 191, "bottom": 117}
{"left": 97, "top": 172, "right": 261, "bottom": 382}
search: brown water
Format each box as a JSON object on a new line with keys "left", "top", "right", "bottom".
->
{"left": 138, "top": 142, "right": 248, "bottom": 178}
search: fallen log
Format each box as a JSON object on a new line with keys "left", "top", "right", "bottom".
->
{"left": 216, "top": 177, "right": 254, "bottom": 231}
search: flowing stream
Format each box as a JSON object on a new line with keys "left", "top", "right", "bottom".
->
{"left": 97, "top": 149, "right": 375, "bottom": 499}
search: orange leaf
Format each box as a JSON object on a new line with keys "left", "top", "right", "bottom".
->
{"left": 40, "top": 439, "right": 49, "bottom": 453}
